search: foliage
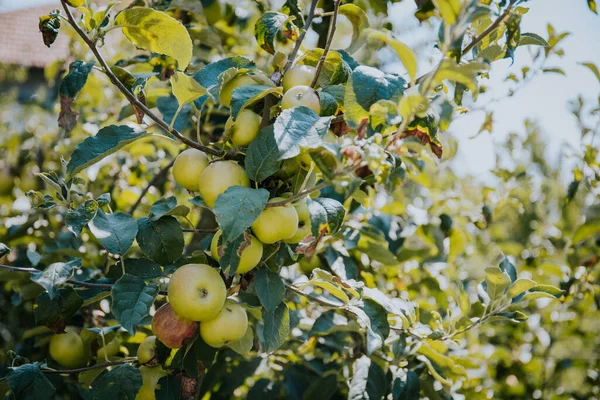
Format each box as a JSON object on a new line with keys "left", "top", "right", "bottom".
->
{"left": 0, "top": 0, "right": 599, "bottom": 399}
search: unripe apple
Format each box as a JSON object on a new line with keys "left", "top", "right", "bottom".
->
{"left": 225, "top": 109, "right": 262, "bottom": 147}
{"left": 137, "top": 335, "right": 158, "bottom": 366}
{"left": 211, "top": 230, "right": 263, "bottom": 274}
{"left": 172, "top": 149, "right": 209, "bottom": 192}
{"left": 198, "top": 161, "right": 250, "bottom": 208}
{"left": 167, "top": 264, "right": 227, "bottom": 321}
{"left": 199, "top": 299, "right": 248, "bottom": 348}
{"left": 299, "top": 254, "right": 320, "bottom": 274}
{"left": 151, "top": 303, "right": 198, "bottom": 349}
{"left": 219, "top": 75, "right": 257, "bottom": 108}
{"left": 96, "top": 337, "right": 120, "bottom": 360}
{"left": 284, "top": 200, "right": 312, "bottom": 244}
{"left": 49, "top": 327, "right": 89, "bottom": 368}
{"left": 281, "top": 85, "right": 320, "bottom": 114}
{"left": 282, "top": 65, "right": 316, "bottom": 92}
{"left": 251, "top": 197, "right": 299, "bottom": 244}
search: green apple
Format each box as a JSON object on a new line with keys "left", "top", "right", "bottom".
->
{"left": 137, "top": 335, "right": 158, "bottom": 366}
{"left": 282, "top": 65, "right": 316, "bottom": 92}
{"left": 284, "top": 200, "right": 312, "bottom": 243}
{"left": 168, "top": 264, "right": 227, "bottom": 321}
{"left": 151, "top": 303, "right": 198, "bottom": 349}
{"left": 200, "top": 299, "right": 248, "bottom": 348}
{"left": 299, "top": 254, "right": 320, "bottom": 274}
{"left": 172, "top": 149, "right": 209, "bottom": 192}
{"left": 96, "top": 337, "right": 120, "bottom": 360}
{"left": 211, "top": 230, "right": 263, "bottom": 274}
{"left": 251, "top": 197, "right": 299, "bottom": 244}
{"left": 198, "top": 161, "right": 250, "bottom": 208}
{"left": 281, "top": 85, "right": 320, "bottom": 114}
{"left": 219, "top": 75, "right": 257, "bottom": 108}
{"left": 225, "top": 109, "right": 262, "bottom": 147}
{"left": 49, "top": 328, "right": 89, "bottom": 368}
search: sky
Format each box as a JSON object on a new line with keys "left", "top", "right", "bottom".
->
{"left": 2, "top": 0, "right": 599, "bottom": 181}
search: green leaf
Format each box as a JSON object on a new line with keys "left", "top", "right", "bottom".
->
{"left": 193, "top": 56, "right": 255, "bottom": 90}
{"left": 588, "top": 0, "right": 597, "bottom": 14}
{"left": 214, "top": 187, "right": 270, "bottom": 242}
{"left": 519, "top": 32, "right": 549, "bottom": 47}
{"left": 228, "top": 325, "right": 254, "bottom": 355}
{"left": 157, "top": 95, "right": 192, "bottom": 132}
{"left": 433, "top": 59, "right": 488, "bottom": 93}
{"left": 0, "top": 242, "right": 11, "bottom": 258}
{"left": 392, "top": 370, "right": 421, "bottom": 400}
{"left": 31, "top": 258, "right": 81, "bottom": 300}
{"left": 115, "top": 8, "right": 193, "bottom": 69}
{"left": 349, "top": 299, "right": 389, "bottom": 354}
{"left": 254, "top": 12, "right": 291, "bottom": 55}
{"left": 573, "top": 219, "right": 600, "bottom": 243}
{"left": 432, "top": 0, "right": 461, "bottom": 25}
{"left": 581, "top": 62, "right": 600, "bottom": 83}
{"left": 273, "top": 107, "right": 333, "bottom": 160}
{"left": 218, "top": 232, "right": 251, "bottom": 275}
{"left": 59, "top": 61, "right": 95, "bottom": 98}
{"left": 507, "top": 278, "right": 536, "bottom": 299}
{"left": 348, "top": 356, "right": 388, "bottom": 400}
{"left": 309, "top": 198, "right": 345, "bottom": 238}
{"left": 65, "top": 199, "right": 98, "bottom": 237}
{"left": 67, "top": 125, "right": 150, "bottom": 176}
{"left": 497, "top": 310, "right": 529, "bottom": 322}
{"left": 255, "top": 268, "right": 285, "bottom": 312}
{"left": 136, "top": 216, "right": 185, "bottom": 266}
{"left": 171, "top": 71, "right": 208, "bottom": 106}
{"left": 111, "top": 274, "right": 159, "bottom": 334}
{"left": 8, "top": 362, "right": 56, "bottom": 400}
{"left": 364, "top": 29, "right": 416, "bottom": 81}
{"left": 309, "top": 145, "right": 340, "bottom": 180}
{"left": 150, "top": 196, "right": 190, "bottom": 221}
{"left": 39, "top": 10, "right": 61, "bottom": 48}
{"left": 338, "top": 4, "right": 369, "bottom": 54}
{"left": 244, "top": 125, "right": 282, "bottom": 182}
{"left": 527, "top": 284, "right": 564, "bottom": 299}
{"left": 156, "top": 375, "right": 182, "bottom": 400}
{"left": 90, "top": 364, "right": 142, "bottom": 400}
{"left": 303, "top": 374, "right": 339, "bottom": 400}
{"left": 230, "top": 85, "right": 282, "bottom": 119}
{"left": 484, "top": 267, "right": 511, "bottom": 301}
{"left": 498, "top": 257, "right": 517, "bottom": 282}
{"left": 90, "top": 209, "right": 138, "bottom": 256}
{"left": 34, "top": 286, "right": 83, "bottom": 333}
{"left": 107, "top": 258, "right": 164, "bottom": 280}
{"left": 261, "top": 302, "right": 289, "bottom": 352}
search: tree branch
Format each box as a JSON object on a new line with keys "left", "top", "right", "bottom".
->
{"left": 41, "top": 359, "right": 137, "bottom": 375}
{"left": 461, "top": 0, "right": 517, "bottom": 56}
{"left": 280, "top": 0, "right": 320, "bottom": 81}
{"left": 129, "top": 159, "right": 176, "bottom": 214}
{"left": 59, "top": 0, "right": 226, "bottom": 158}
{"left": 310, "top": 0, "right": 341, "bottom": 88}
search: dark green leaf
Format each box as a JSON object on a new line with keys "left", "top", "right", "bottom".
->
{"left": 218, "top": 233, "right": 251, "bottom": 275}
{"left": 90, "top": 209, "right": 138, "bottom": 255}
{"left": 303, "top": 374, "right": 338, "bottom": 400}
{"left": 136, "top": 216, "right": 184, "bottom": 265}
{"left": 59, "top": 61, "right": 95, "bottom": 98}
{"left": 261, "top": 302, "right": 289, "bottom": 352}
{"left": 273, "top": 107, "right": 333, "bottom": 160}
{"left": 193, "top": 56, "right": 255, "bottom": 89}
{"left": 255, "top": 268, "right": 285, "bottom": 312}
{"left": 254, "top": 12, "right": 290, "bottom": 55}
{"left": 90, "top": 364, "right": 142, "bottom": 400}
{"left": 34, "top": 286, "right": 83, "bottom": 333}
{"left": 65, "top": 199, "right": 98, "bottom": 237}
{"left": 106, "top": 258, "right": 164, "bottom": 280}
{"left": 156, "top": 96, "right": 192, "bottom": 132}
{"left": 0, "top": 242, "right": 10, "bottom": 258}
{"left": 519, "top": 32, "right": 549, "bottom": 47}
{"left": 230, "top": 84, "right": 281, "bottom": 119}
{"left": 351, "top": 66, "right": 405, "bottom": 111}
{"left": 31, "top": 258, "right": 81, "bottom": 300}
{"left": 150, "top": 196, "right": 190, "bottom": 221}
{"left": 499, "top": 257, "right": 517, "bottom": 283}
{"left": 111, "top": 274, "right": 159, "bottom": 334}
{"left": 214, "top": 187, "right": 270, "bottom": 242}
{"left": 348, "top": 356, "right": 389, "bottom": 400}
{"left": 245, "top": 125, "right": 282, "bottom": 182}
{"left": 67, "top": 125, "right": 150, "bottom": 176}
{"left": 39, "top": 10, "right": 61, "bottom": 48}
{"left": 309, "top": 197, "right": 345, "bottom": 238}
{"left": 392, "top": 370, "right": 420, "bottom": 400}
{"left": 7, "top": 362, "right": 56, "bottom": 400}
{"left": 156, "top": 375, "right": 182, "bottom": 400}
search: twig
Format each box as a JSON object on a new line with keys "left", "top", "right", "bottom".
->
{"left": 129, "top": 159, "right": 176, "bottom": 214}
{"left": 280, "top": 0, "right": 320, "bottom": 81}
{"left": 461, "top": 0, "right": 517, "bottom": 56}
{"left": 310, "top": 0, "right": 341, "bottom": 88}
{"left": 42, "top": 359, "right": 136, "bottom": 375}
{"left": 59, "top": 0, "right": 226, "bottom": 158}
{"left": 182, "top": 228, "right": 218, "bottom": 233}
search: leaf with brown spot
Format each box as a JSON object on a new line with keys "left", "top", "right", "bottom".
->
{"left": 399, "top": 114, "right": 443, "bottom": 158}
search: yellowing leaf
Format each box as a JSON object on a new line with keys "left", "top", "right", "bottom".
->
{"left": 573, "top": 220, "right": 600, "bottom": 243}
{"left": 398, "top": 93, "right": 428, "bottom": 119}
{"left": 338, "top": 4, "right": 369, "bottom": 54}
{"left": 171, "top": 72, "right": 207, "bottom": 106}
{"left": 580, "top": 62, "right": 600, "bottom": 83}
{"left": 115, "top": 8, "right": 193, "bottom": 70}
{"left": 433, "top": 59, "right": 488, "bottom": 93}
{"left": 433, "top": 0, "right": 461, "bottom": 25}
{"left": 507, "top": 278, "right": 536, "bottom": 299}
{"left": 365, "top": 29, "right": 417, "bottom": 82}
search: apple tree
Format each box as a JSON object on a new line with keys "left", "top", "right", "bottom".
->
{"left": 0, "top": 0, "right": 598, "bottom": 399}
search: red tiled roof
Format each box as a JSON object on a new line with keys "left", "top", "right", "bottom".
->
{"left": 0, "top": 3, "right": 70, "bottom": 68}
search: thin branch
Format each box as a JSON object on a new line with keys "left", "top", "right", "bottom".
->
{"left": 182, "top": 228, "right": 218, "bottom": 233}
{"left": 283, "top": 281, "right": 347, "bottom": 308}
{"left": 129, "top": 159, "right": 176, "bottom": 214}
{"left": 42, "top": 360, "right": 136, "bottom": 375}
{"left": 461, "top": 0, "right": 517, "bottom": 56}
{"left": 280, "top": 0, "right": 320, "bottom": 81}
{"left": 310, "top": 0, "right": 341, "bottom": 88}
{"left": 59, "top": 0, "right": 226, "bottom": 158}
